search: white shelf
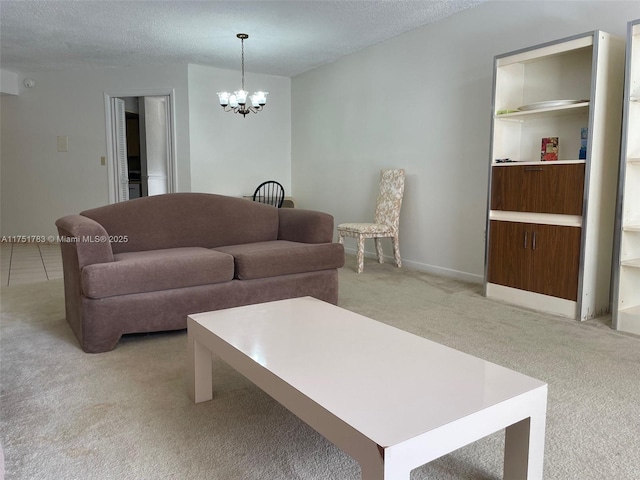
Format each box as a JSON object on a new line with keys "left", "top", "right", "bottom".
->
{"left": 493, "top": 160, "right": 586, "bottom": 166}
{"left": 620, "top": 304, "right": 640, "bottom": 315}
{"left": 628, "top": 157, "right": 640, "bottom": 164}
{"left": 621, "top": 258, "right": 640, "bottom": 268}
{"left": 623, "top": 224, "right": 640, "bottom": 232}
{"left": 489, "top": 210, "right": 582, "bottom": 227}
{"left": 617, "top": 305, "right": 640, "bottom": 335}
{"left": 496, "top": 36, "right": 593, "bottom": 67}
{"left": 496, "top": 102, "right": 589, "bottom": 120}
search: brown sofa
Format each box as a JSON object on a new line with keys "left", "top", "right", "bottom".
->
{"left": 55, "top": 193, "right": 345, "bottom": 353}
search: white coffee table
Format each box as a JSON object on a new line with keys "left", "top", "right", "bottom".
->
{"left": 188, "top": 297, "right": 547, "bottom": 480}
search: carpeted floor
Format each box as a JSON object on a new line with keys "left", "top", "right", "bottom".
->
{"left": 1, "top": 256, "right": 639, "bottom": 479}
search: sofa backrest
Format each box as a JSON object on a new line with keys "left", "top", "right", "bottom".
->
{"left": 80, "top": 193, "right": 279, "bottom": 254}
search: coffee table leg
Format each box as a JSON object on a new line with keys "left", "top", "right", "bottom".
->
{"left": 360, "top": 457, "right": 410, "bottom": 480}
{"left": 187, "top": 330, "right": 213, "bottom": 403}
{"left": 503, "top": 413, "right": 546, "bottom": 480}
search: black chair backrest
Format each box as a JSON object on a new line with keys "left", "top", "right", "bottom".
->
{"left": 252, "top": 181, "right": 285, "bottom": 208}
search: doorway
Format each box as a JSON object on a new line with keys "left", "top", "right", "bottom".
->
{"left": 125, "top": 101, "right": 143, "bottom": 199}
{"left": 104, "top": 90, "right": 177, "bottom": 203}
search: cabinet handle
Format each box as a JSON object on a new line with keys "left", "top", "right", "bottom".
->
{"left": 524, "top": 167, "right": 544, "bottom": 172}
{"left": 532, "top": 231, "right": 537, "bottom": 250}
{"left": 524, "top": 231, "right": 528, "bottom": 249}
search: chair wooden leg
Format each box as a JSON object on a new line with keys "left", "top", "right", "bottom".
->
{"left": 375, "top": 238, "right": 384, "bottom": 264}
{"left": 392, "top": 235, "right": 402, "bottom": 268}
{"left": 356, "top": 235, "right": 365, "bottom": 273}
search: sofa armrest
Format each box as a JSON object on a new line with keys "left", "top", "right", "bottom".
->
{"left": 278, "top": 208, "right": 334, "bottom": 244}
{"left": 55, "top": 214, "right": 115, "bottom": 268}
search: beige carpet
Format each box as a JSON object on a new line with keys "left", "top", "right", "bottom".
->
{"left": 1, "top": 256, "right": 639, "bottom": 479}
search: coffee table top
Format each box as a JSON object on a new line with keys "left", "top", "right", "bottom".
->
{"left": 189, "top": 296, "right": 546, "bottom": 447}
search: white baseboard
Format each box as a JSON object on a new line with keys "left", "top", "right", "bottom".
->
{"left": 341, "top": 248, "right": 483, "bottom": 284}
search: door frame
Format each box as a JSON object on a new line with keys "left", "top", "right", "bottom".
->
{"left": 104, "top": 89, "right": 177, "bottom": 203}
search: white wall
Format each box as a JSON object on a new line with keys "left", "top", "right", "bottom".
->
{"left": 188, "top": 64, "right": 291, "bottom": 197}
{"left": 291, "top": 0, "right": 640, "bottom": 282}
{"left": 0, "top": 64, "right": 190, "bottom": 237}
{"left": 0, "top": 61, "right": 290, "bottom": 237}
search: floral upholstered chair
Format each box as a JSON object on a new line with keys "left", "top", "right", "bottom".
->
{"left": 337, "top": 169, "right": 405, "bottom": 273}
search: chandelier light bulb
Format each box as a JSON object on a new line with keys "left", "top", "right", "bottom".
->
{"left": 217, "top": 92, "right": 230, "bottom": 106}
{"left": 235, "top": 90, "right": 248, "bottom": 105}
{"left": 251, "top": 91, "right": 268, "bottom": 106}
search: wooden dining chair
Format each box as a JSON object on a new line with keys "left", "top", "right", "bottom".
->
{"left": 252, "top": 181, "right": 285, "bottom": 208}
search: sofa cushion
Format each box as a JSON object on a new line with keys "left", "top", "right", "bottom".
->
{"left": 213, "top": 240, "right": 345, "bottom": 280}
{"left": 81, "top": 247, "right": 234, "bottom": 299}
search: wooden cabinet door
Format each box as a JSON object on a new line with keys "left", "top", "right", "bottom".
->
{"left": 491, "top": 164, "right": 585, "bottom": 215}
{"left": 488, "top": 220, "right": 581, "bottom": 300}
{"left": 529, "top": 224, "right": 581, "bottom": 301}
{"left": 491, "top": 166, "right": 538, "bottom": 213}
{"left": 487, "top": 220, "right": 531, "bottom": 291}
{"left": 536, "top": 164, "right": 585, "bottom": 215}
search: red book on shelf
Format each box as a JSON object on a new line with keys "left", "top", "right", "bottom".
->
{"left": 541, "top": 137, "right": 559, "bottom": 161}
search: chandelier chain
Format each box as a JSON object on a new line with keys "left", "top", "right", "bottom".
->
{"left": 241, "top": 37, "right": 245, "bottom": 91}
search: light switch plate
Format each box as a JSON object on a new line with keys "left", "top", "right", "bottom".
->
{"left": 57, "top": 136, "right": 68, "bottom": 152}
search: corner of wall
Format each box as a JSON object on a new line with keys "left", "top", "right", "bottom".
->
{"left": 0, "top": 69, "right": 20, "bottom": 96}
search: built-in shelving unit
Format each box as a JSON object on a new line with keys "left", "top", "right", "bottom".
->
{"left": 484, "top": 31, "right": 625, "bottom": 321}
{"left": 612, "top": 19, "right": 640, "bottom": 335}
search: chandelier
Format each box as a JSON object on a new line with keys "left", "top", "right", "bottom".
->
{"left": 217, "top": 34, "right": 268, "bottom": 117}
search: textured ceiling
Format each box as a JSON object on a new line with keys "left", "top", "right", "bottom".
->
{"left": 0, "top": 0, "right": 484, "bottom": 77}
